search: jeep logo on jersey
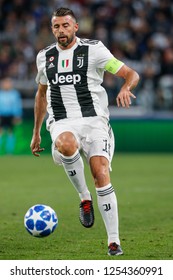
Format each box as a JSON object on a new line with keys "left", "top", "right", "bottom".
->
{"left": 51, "top": 73, "right": 81, "bottom": 85}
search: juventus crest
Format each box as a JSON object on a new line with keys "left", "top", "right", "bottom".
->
{"left": 77, "top": 56, "right": 84, "bottom": 68}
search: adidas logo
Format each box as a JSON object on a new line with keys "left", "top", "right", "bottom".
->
{"left": 48, "top": 63, "right": 55, "bottom": 69}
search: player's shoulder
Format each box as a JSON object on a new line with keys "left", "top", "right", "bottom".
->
{"left": 78, "top": 38, "right": 101, "bottom": 46}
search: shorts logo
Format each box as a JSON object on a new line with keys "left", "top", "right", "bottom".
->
{"left": 102, "top": 139, "right": 110, "bottom": 156}
{"left": 77, "top": 56, "right": 84, "bottom": 68}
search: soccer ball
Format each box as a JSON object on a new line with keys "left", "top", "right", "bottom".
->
{"left": 24, "top": 204, "right": 58, "bottom": 237}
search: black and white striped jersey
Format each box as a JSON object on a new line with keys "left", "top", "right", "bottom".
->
{"left": 36, "top": 37, "right": 123, "bottom": 123}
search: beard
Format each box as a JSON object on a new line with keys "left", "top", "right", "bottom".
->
{"left": 58, "top": 34, "right": 74, "bottom": 48}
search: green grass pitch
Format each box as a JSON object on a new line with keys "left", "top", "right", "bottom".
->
{"left": 0, "top": 153, "right": 173, "bottom": 260}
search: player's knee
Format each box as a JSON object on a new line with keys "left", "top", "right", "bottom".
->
{"left": 55, "top": 131, "right": 78, "bottom": 156}
{"left": 95, "top": 173, "right": 107, "bottom": 186}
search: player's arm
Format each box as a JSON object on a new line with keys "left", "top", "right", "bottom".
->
{"left": 105, "top": 57, "right": 140, "bottom": 108}
{"left": 30, "top": 83, "right": 47, "bottom": 157}
{"left": 115, "top": 64, "right": 140, "bottom": 108}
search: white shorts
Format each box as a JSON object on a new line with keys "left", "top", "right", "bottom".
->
{"left": 48, "top": 116, "right": 115, "bottom": 168}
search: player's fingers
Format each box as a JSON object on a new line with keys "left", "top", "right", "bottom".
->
{"left": 116, "top": 97, "right": 120, "bottom": 107}
{"left": 129, "top": 92, "right": 136, "bottom": 99}
{"left": 124, "top": 92, "right": 136, "bottom": 107}
{"left": 125, "top": 95, "right": 131, "bottom": 107}
{"left": 32, "top": 147, "right": 44, "bottom": 157}
{"left": 116, "top": 91, "right": 136, "bottom": 108}
{"left": 33, "top": 152, "right": 40, "bottom": 157}
{"left": 117, "top": 96, "right": 126, "bottom": 107}
{"left": 38, "top": 148, "right": 45, "bottom": 152}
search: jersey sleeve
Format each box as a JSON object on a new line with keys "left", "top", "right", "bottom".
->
{"left": 35, "top": 51, "right": 47, "bottom": 85}
{"left": 94, "top": 41, "right": 124, "bottom": 74}
{"left": 105, "top": 57, "right": 124, "bottom": 74}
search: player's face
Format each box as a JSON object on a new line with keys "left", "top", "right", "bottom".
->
{"left": 51, "top": 15, "right": 78, "bottom": 49}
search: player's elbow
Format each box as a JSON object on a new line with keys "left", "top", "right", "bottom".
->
{"left": 133, "top": 71, "right": 140, "bottom": 87}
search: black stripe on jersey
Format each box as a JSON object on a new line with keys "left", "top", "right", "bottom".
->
{"left": 45, "top": 47, "right": 67, "bottom": 121}
{"left": 73, "top": 45, "right": 97, "bottom": 117}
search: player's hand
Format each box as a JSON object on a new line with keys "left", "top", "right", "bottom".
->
{"left": 30, "top": 135, "right": 45, "bottom": 157}
{"left": 116, "top": 86, "right": 136, "bottom": 108}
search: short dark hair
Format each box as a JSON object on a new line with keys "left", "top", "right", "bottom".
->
{"left": 52, "top": 7, "right": 77, "bottom": 22}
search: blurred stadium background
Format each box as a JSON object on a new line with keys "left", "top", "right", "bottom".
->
{"left": 0, "top": 0, "right": 173, "bottom": 154}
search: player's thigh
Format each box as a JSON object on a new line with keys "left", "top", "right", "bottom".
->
{"left": 82, "top": 117, "right": 115, "bottom": 169}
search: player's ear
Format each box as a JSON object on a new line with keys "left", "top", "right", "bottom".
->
{"left": 74, "top": 23, "right": 79, "bottom": 33}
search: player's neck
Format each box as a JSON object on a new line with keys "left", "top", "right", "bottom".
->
{"left": 58, "top": 37, "right": 77, "bottom": 50}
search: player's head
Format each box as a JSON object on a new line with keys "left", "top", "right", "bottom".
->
{"left": 51, "top": 7, "right": 78, "bottom": 49}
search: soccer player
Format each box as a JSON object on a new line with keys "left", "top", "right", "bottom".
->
{"left": 30, "top": 7, "right": 139, "bottom": 256}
